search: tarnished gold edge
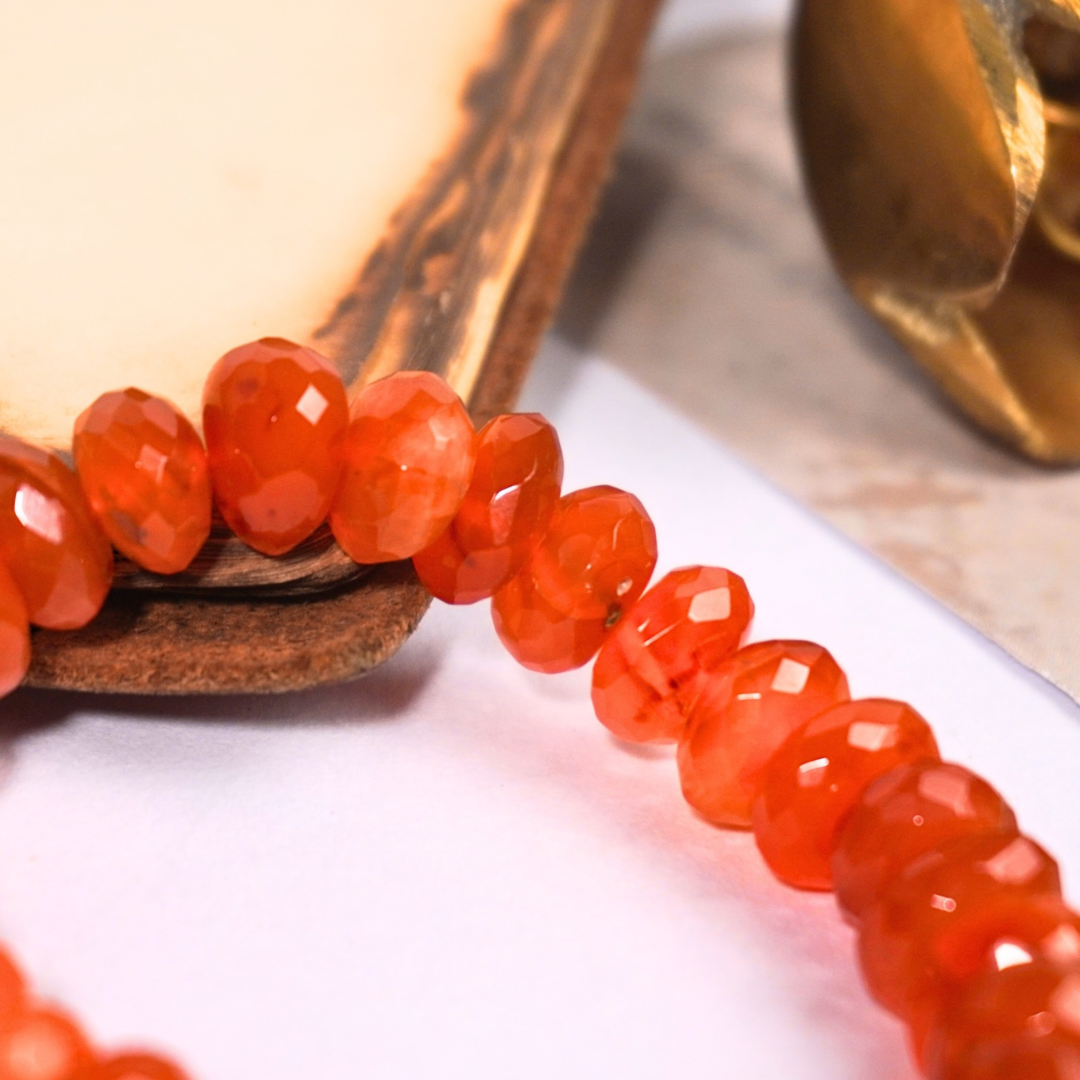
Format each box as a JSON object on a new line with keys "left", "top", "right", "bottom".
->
{"left": 959, "top": 0, "right": 1044, "bottom": 294}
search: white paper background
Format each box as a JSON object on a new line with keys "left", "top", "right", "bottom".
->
{"left": 0, "top": 339, "right": 1077, "bottom": 1078}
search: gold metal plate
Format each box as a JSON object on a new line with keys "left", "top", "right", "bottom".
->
{"left": 794, "top": 0, "right": 1080, "bottom": 461}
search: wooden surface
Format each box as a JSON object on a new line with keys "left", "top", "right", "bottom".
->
{"left": 20, "top": 0, "right": 662, "bottom": 693}
{"left": 563, "top": 27, "right": 1080, "bottom": 705}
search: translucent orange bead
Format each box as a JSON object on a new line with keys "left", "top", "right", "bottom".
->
{"left": 591, "top": 566, "right": 754, "bottom": 744}
{"left": 491, "top": 569, "right": 609, "bottom": 674}
{"left": 923, "top": 960, "right": 1080, "bottom": 1080}
{"left": 677, "top": 640, "right": 850, "bottom": 828}
{"left": 832, "top": 760, "right": 1019, "bottom": 923}
{"left": 937, "top": 1037, "right": 1080, "bottom": 1080}
{"left": 751, "top": 698, "right": 940, "bottom": 890}
{"left": 413, "top": 413, "right": 562, "bottom": 603}
{"left": 491, "top": 486, "right": 657, "bottom": 673}
{"left": 0, "top": 952, "right": 26, "bottom": 1032}
{"left": 906, "top": 897, "right": 1080, "bottom": 1070}
{"left": 0, "top": 564, "right": 30, "bottom": 700}
{"left": 202, "top": 338, "right": 349, "bottom": 556}
{"left": 330, "top": 371, "right": 475, "bottom": 564}
{"left": 859, "top": 832, "right": 1061, "bottom": 1018}
{"left": 933, "top": 896, "right": 1080, "bottom": 990}
{"left": 70, "top": 1053, "right": 189, "bottom": 1080}
{"left": 0, "top": 437, "right": 113, "bottom": 630}
{"left": 73, "top": 389, "right": 211, "bottom": 575}
{"left": 0, "top": 1007, "right": 92, "bottom": 1080}
{"left": 526, "top": 486, "right": 657, "bottom": 622}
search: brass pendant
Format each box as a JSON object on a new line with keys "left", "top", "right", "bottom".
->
{"left": 794, "top": 0, "right": 1080, "bottom": 462}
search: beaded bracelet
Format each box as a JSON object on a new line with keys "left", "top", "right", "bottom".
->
{"left": 0, "top": 337, "right": 1072, "bottom": 1080}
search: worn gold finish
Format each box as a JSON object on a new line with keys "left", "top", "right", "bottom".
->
{"left": 793, "top": 0, "right": 1080, "bottom": 461}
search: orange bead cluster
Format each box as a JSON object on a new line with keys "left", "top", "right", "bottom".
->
{"left": 0, "top": 342, "right": 1072, "bottom": 1078}
{"left": 0, "top": 949, "right": 183, "bottom": 1080}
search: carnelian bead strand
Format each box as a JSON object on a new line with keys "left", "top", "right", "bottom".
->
{"left": 592, "top": 566, "right": 754, "bottom": 745}
{"left": 413, "top": 412, "right": 563, "bottom": 603}
{"left": 677, "top": 639, "right": 850, "bottom": 828}
{"left": 0, "top": 361, "right": 1075, "bottom": 1078}
{"left": 202, "top": 338, "right": 349, "bottom": 556}
{"left": 331, "top": 371, "right": 476, "bottom": 564}
{"left": 0, "top": 437, "right": 113, "bottom": 630}
{"left": 751, "top": 698, "right": 940, "bottom": 890}
{"left": 73, "top": 389, "right": 212, "bottom": 575}
{"left": 832, "top": 760, "right": 1019, "bottom": 923}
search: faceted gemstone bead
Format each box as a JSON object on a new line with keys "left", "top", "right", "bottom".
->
{"left": 832, "top": 761, "right": 1019, "bottom": 922}
{"left": 330, "top": 371, "right": 475, "bottom": 564}
{"left": 0, "top": 437, "right": 113, "bottom": 629}
{"left": 923, "top": 961, "right": 1080, "bottom": 1080}
{"left": 413, "top": 413, "right": 562, "bottom": 603}
{"left": 526, "top": 486, "right": 657, "bottom": 623}
{"left": 751, "top": 698, "right": 940, "bottom": 890}
{"left": 73, "top": 389, "right": 211, "bottom": 575}
{"left": 70, "top": 1054, "right": 189, "bottom": 1080}
{"left": 491, "top": 486, "right": 657, "bottom": 673}
{"left": 932, "top": 896, "right": 1080, "bottom": 989}
{"left": 0, "top": 1007, "right": 92, "bottom": 1080}
{"left": 676, "top": 640, "right": 850, "bottom": 828}
{"left": 591, "top": 566, "right": 754, "bottom": 744}
{"left": 907, "top": 897, "right": 1080, "bottom": 1069}
{"left": 202, "top": 338, "right": 349, "bottom": 556}
{"left": 858, "top": 832, "right": 1062, "bottom": 1018}
{"left": 491, "top": 569, "right": 609, "bottom": 674}
{"left": 0, "top": 564, "right": 30, "bottom": 699}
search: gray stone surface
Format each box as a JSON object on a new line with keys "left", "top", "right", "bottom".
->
{"left": 559, "top": 28, "right": 1080, "bottom": 700}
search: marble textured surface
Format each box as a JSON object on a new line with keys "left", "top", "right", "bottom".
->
{"left": 559, "top": 27, "right": 1080, "bottom": 702}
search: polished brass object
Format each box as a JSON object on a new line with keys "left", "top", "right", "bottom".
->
{"left": 793, "top": 0, "right": 1080, "bottom": 461}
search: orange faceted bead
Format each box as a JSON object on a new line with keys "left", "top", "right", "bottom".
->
{"left": 591, "top": 566, "right": 754, "bottom": 744}
{"left": 832, "top": 761, "right": 1019, "bottom": 923}
{"left": 491, "top": 569, "right": 609, "bottom": 673}
{"left": 923, "top": 960, "right": 1080, "bottom": 1080}
{"left": 73, "top": 389, "right": 211, "bottom": 575}
{"left": 677, "top": 640, "right": 850, "bottom": 828}
{"left": 932, "top": 895, "right": 1080, "bottom": 989}
{"left": 71, "top": 1053, "right": 189, "bottom": 1080}
{"left": 413, "top": 413, "right": 562, "bottom": 603}
{"left": 0, "top": 437, "right": 113, "bottom": 629}
{"left": 202, "top": 338, "right": 349, "bottom": 556}
{"left": 330, "top": 371, "right": 475, "bottom": 564}
{"left": 526, "top": 486, "right": 657, "bottom": 622}
{"left": 491, "top": 486, "right": 657, "bottom": 673}
{"left": 859, "top": 832, "right": 1061, "bottom": 1018}
{"left": 0, "top": 564, "right": 30, "bottom": 699}
{"left": 0, "top": 1007, "right": 92, "bottom": 1080}
{"left": 751, "top": 698, "right": 940, "bottom": 890}
{"left": 908, "top": 898, "right": 1080, "bottom": 1069}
